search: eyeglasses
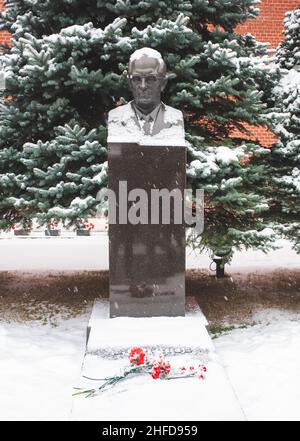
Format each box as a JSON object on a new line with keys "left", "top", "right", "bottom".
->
{"left": 129, "top": 75, "right": 164, "bottom": 85}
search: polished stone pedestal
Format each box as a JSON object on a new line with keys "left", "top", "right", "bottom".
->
{"left": 72, "top": 300, "right": 245, "bottom": 421}
{"left": 108, "top": 142, "right": 186, "bottom": 318}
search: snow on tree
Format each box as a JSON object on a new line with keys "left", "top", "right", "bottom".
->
{"left": 266, "top": 6, "right": 300, "bottom": 253}
{"left": 0, "top": 0, "right": 278, "bottom": 259}
{"left": 277, "top": 7, "right": 300, "bottom": 70}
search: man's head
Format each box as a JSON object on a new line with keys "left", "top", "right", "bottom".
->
{"left": 128, "top": 47, "right": 167, "bottom": 114}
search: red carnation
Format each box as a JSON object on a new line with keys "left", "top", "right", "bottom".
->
{"left": 197, "top": 364, "right": 207, "bottom": 379}
{"left": 151, "top": 361, "right": 161, "bottom": 379}
{"left": 128, "top": 347, "right": 145, "bottom": 365}
{"left": 199, "top": 364, "right": 207, "bottom": 372}
{"left": 162, "top": 360, "right": 171, "bottom": 376}
{"left": 151, "top": 368, "right": 161, "bottom": 379}
{"left": 151, "top": 358, "right": 171, "bottom": 379}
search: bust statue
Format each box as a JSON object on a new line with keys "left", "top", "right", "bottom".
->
{"left": 107, "top": 47, "right": 185, "bottom": 145}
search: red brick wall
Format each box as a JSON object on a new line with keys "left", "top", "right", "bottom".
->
{"left": 234, "top": 0, "right": 300, "bottom": 146}
{"left": 236, "top": 0, "right": 300, "bottom": 49}
{"left": 0, "top": 0, "right": 11, "bottom": 46}
{"left": 230, "top": 123, "right": 277, "bottom": 147}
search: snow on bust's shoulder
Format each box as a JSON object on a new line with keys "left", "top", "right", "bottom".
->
{"left": 130, "top": 47, "right": 162, "bottom": 61}
{"left": 108, "top": 102, "right": 133, "bottom": 120}
{"left": 108, "top": 107, "right": 119, "bottom": 119}
{"left": 164, "top": 104, "right": 183, "bottom": 125}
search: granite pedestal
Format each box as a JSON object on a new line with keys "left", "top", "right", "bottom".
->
{"left": 108, "top": 142, "right": 186, "bottom": 318}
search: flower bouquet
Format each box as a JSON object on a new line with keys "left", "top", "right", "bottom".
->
{"left": 74, "top": 347, "right": 207, "bottom": 397}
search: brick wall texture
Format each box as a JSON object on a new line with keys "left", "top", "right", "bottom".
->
{"left": 236, "top": 0, "right": 300, "bottom": 49}
{"left": 235, "top": 0, "right": 300, "bottom": 146}
{"left": 0, "top": 1, "right": 10, "bottom": 45}
{"left": 0, "top": 0, "right": 299, "bottom": 145}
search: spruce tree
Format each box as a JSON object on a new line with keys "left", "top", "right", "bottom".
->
{"left": 0, "top": 0, "right": 277, "bottom": 259}
{"left": 277, "top": 7, "right": 300, "bottom": 70}
{"left": 267, "top": 6, "right": 300, "bottom": 253}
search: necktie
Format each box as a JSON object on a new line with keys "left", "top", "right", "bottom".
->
{"left": 143, "top": 117, "right": 152, "bottom": 135}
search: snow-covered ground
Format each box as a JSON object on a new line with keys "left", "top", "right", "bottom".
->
{"left": 0, "top": 315, "right": 89, "bottom": 421}
{"left": 0, "top": 235, "right": 299, "bottom": 271}
{"left": 0, "top": 236, "right": 299, "bottom": 420}
{"left": 1, "top": 310, "right": 299, "bottom": 421}
{"left": 215, "top": 310, "right": 300, "bottom": 421}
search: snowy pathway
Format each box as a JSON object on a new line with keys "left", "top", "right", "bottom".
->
{"left": 0, "top": 235, "right": 299, "bottom": 271}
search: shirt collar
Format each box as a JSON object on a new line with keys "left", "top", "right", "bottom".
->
{"left": 131, "top": 102, "right": 162, "bottom": 122}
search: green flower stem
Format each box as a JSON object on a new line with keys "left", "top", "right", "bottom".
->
{"left": 73, "top": 364, "right": 151, "bottom": 397}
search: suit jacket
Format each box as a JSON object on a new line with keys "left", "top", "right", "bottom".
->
{"left": 107, "top": 101, "right": 185, "bottom": 145}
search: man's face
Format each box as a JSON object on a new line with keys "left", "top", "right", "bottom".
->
{"left": 128, "top": 56, "right": 167, "bottom": 114}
